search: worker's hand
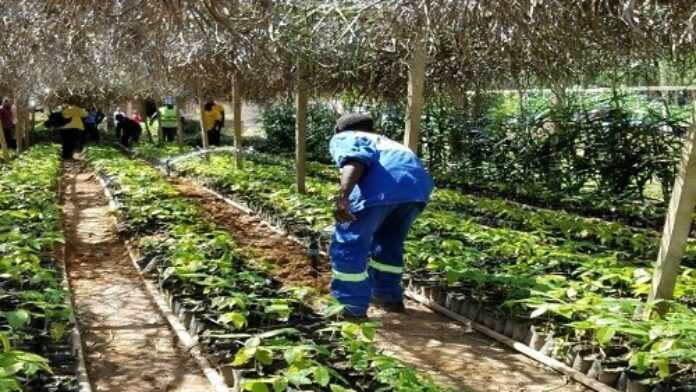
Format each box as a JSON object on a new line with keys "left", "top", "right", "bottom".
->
{"left": 334, "top": 194, "right": 356, "bottom": 223}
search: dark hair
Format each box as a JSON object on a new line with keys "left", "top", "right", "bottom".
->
{"left": 334, "top": 113, "right": 374, "bottom": 133}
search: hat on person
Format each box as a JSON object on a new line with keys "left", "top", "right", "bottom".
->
{"left": 334, "top": 113, "right": 374, "bottom": 133}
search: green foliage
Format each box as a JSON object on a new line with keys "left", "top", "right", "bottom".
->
{"left": 88, "top": 146, "right": 450, "bottom": 392}
{"left": 259, "top": 101, "right": 338, "bottom": 162}
{"left": 155, "top": 147, "right": 696, "bottom": 381}
{"left": 0, "top": 144, "right": 74, "bottom": 389}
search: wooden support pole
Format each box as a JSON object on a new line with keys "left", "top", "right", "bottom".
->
{"left": 295, "top": 60, "right": 308, "bottom": 194}
{"left": 13, "top": 99, "right": 23, "bottom": 153}
{"left": 175, "top": 97, "right": 184, "bottom": 146}
{"left": 232, "top": 74, "right": 243, "bottom": 169}
{"left": 649, "top": 101, "right": 696, "bottom": 309}
{"left": 199, "top": 97, "right": 209, "bottom": 149}
{"left": 403, "top": 38, "right": 426, "bottom": 153}
{"left": 29, "top": 105, "right": 35, "bottom": 146}
{"left": 0, "top": 120, "right": 9, "bottom": 162}
{"left": 157, "top": 114, "right": 163, "bottom": 145}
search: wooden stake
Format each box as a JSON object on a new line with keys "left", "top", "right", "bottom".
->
{"left": 649, "top": 101, "right": 696, "bottom": 309}
{"left": 199, "top": 97, "right": 209, "bottom": 149}
{"left": 295, "top": 60, "right": 308, "bottom": 194}
{"left": 232, "top": 74, "right": 243, "bottom": 169}
{"left": 403, "top": 37, "right": 426, "bottom": 153}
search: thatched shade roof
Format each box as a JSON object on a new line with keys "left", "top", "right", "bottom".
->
{"left": 1, "top": 1, "right": 694, "bottom": 103}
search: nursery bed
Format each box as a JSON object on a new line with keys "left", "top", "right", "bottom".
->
{"left": 60, "top": 159, "right": 213, "bottom": 392}
{"left": 164, "top": 163, "right": 591, "bottom": 392}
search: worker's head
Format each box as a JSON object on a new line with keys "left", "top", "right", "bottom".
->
{"left": 1, "top": 98, "right": 10, "bottom": 108}
{"left": 206, "top": 99, "right": 215, "bottom": 107}
{"left": 67, "top": 95, "right": 80, "bottom": 106}
{"left": 204, "top": 102, "right": 214, "bottom": 111}
{"left": 115, "top": 113, "right": 125, "bottom": 123}
{"left": 334, "top": 113, "right": 374, "bottom": 134}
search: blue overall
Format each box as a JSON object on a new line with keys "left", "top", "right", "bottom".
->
{"left": 329, "top": 131, "right": 433, "bottom": 316}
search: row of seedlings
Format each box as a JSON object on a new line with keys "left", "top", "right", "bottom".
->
{"left": 86, "top": 146, "right": 451, "bottom": 392}
{"left": 153, "top": 148, "right": 696, "bottom": 392}
{"left": 0, "top": 145, "right": 79, "bottom": 392}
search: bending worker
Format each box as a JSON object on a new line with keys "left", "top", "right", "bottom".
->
{"left": 328, "top": 113, "right": 433, "bottom": 318}
{"left": 115, "top": 113, "right": 142, "bottom": 147}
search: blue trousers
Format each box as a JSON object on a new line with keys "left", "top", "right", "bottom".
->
{"left": 330, "top": 202, "right": 424, "bottom": 316}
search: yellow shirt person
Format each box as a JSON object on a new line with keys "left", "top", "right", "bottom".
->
{"left": 61, "top": 105, "right": 88, "bottom": 130}
{"left": 202, "top": 107, "right": 221, "bottom": 131}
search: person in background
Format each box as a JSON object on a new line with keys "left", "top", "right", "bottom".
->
{"left": 211, "top": 99, "right": 225, "bottom": 129}
{"left": 59, "top": 98, "right": 88, "bottom": 160}
{"left": 84, "top": 105, "right": 105, "bottom": 143}
{"left": 202, "top": 100, "right": 223, "bottom": 146}
{"left": 327, "top": 113, "right": 433, "bottom": 319}
{"left": 115, "top": 113, "right": 141, "bottom": 147}
{"left": 0, "top": 98, "right": 16, "bottom": 149}
{"left": 131, "top": 110, "right": 144, "bottom": 124}
{"left": 155, "top": 97, "right": 179, "bottom": 142}
{"left": 112, "top": 107, "right": 125, "bottom": 136}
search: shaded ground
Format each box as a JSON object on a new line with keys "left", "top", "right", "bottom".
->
{"left": 61, "top": 159, "right": 211, "bottom": 392}
{"left": 172, "top": 176, "right": 589, "bottom": 392}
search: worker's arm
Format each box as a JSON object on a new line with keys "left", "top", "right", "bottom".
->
{"left": 335, "top": 160, "right": 365, "bottom": 223}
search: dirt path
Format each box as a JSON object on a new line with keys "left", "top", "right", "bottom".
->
{"left": 172, "top": 177, "right": 589, "bottom": 392}
{"left": 60, "top": 160, "right": 212, "bottom": 392}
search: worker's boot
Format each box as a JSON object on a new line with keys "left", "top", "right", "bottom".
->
{"left": 339, "top": 310, "right": 368, "bottom": 322}
{"left": 371, "top": 297, "right": 406, "bottom": 313}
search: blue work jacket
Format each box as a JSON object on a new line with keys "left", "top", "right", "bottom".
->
{"left": 329, "top": 131, "right": 433, "bottom": 212}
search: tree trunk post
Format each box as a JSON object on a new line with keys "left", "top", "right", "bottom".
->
{"left": 295, "top": 60, "right": 308, "bottom": 194}
{"left": 157, "top": 114, "right": 163, "bottom": 145}
{"left": 649, "top": 100, "right": 696, "bottom": 313}
{"left": 232, "top": 73, "right": 243, "bottom": 169}
{"left": 13, "top": 99, "right": 23, "bottom": 153}
{"left": 199, "top": 97, "right": 209, "bottom": 149}
{"left": 176, "top": 97, "right": 184, "bottom": 146}
{"left": 29, "top": 105, "right": 35, "bottom": 146}
{"left": 404, "top": 37, "right": 426, "bottom": 153}
{"left": 0, "top": 120, "right": 9, "bottom": 161}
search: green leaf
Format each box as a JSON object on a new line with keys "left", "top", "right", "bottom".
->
{"left": 656, "top": 358, "right": 670, "bottom": 378}
{"left": 595, "top": 327, "right": 616, "bottom": 345}
{"left": 629, "top": 352, "right": 649, "bottom": 374}
{"left": 50, "top": 322, "right": 66, "bottom": 342}
{"left": 255, "top": 348, "right": 273, "bottom": 366}
{"left": 283, "top": 346, "right": 305, "bottom": 365}
{"left": 232, "top": 347, "right": 255, "bottom": 366}
{"left": 242, "top": 380, "right": 270, "bottom": 392}
{"left": 219, "top": 312, "right": 247, "bottom": 330}
{"left": 313, "top": 367, "right": 331, "bottom": 387}
{"left": 272, "top": 378, "right": 288, "bottom": 392}
{"left": 6, "top": 310, "right": 30, "bottom": 330}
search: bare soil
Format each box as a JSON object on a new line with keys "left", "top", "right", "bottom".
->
{"left": 172, "top": 178, "right": 331, "bottom": 294}
{"left": 172, "top": 177, "right": 589, "bottom": 392}
{"left": 60, "top": 159, "right": 212, "bottom": 392}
